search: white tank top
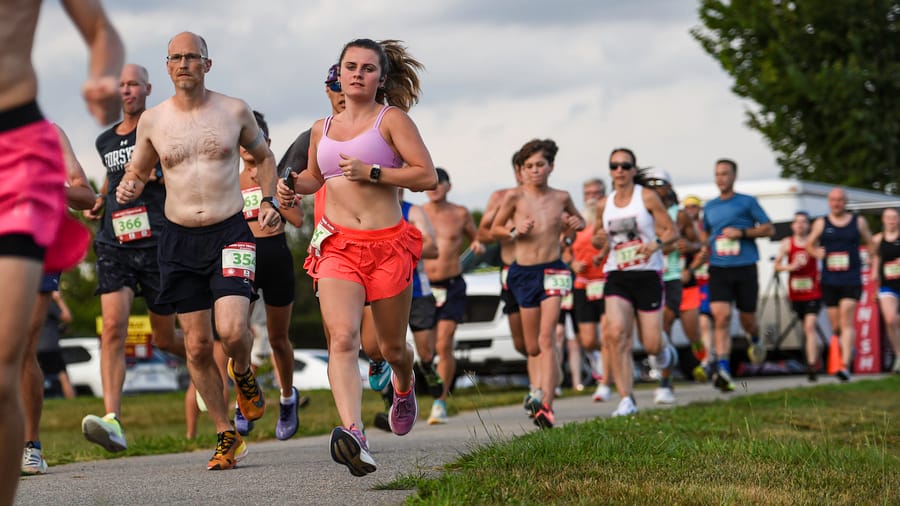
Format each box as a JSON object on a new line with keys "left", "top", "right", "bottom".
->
{"left": 602, "top": 184, "right": 664, "bottom": 272}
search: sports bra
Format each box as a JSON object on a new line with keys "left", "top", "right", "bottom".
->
{"left": 317, "top": 105, "right": 403, "bottom": 180}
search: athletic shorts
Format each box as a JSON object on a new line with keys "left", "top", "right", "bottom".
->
{"left": 708, "top": 264, "right": 759, "bottom": 313}
{"left": 304, "top": 216, "right": 422, "bottom": 303}
{"left": 39, "top": 273, "right": 60, "bottom": 293}
{"left": 499, "top": 265, "right": 519, "bottom": 314}
{"left": 878, "top": 286, "right": 900, "bottom": 299}
{"left": 604, "top": 270, "right": 663, "bottom": 312}
{"left": 431, "top": 275, "right": 467, "bottom": 323}
{"left": 253, "top": 233, "right": 295, "bottom": 307}
{"left": 409, "top": 294, "right": 437, "bottom": 331}
{"left": 680, "top": 285, "right": 701, "bottom": 312}
{"left": 821, "top": 283, "right": 862, "bottom": 307}
{"left": 507, "top": 259, "right": 570, "bottom": 309}
{"left": 0, "top": 102, "right": 65, "bottom": 258}
{"left": 156, "top": 213, "right": 256, "bottom": 314}
{"left": 573, "top": 287, "right": 604, "bottom": 324}
{"left": 664, "top": 279, "right": 683, "bottom": 317}
{"left": 95, "top": 242, "right": 173, "bottom": 315}
{"left": 699, "top": 284, "right": 711, "bottom": 316}
{"left": 37, "top": 350, "right": 67, "bottom": 376}
{"left": 792, "top": 299, "right": 822, "bottom": 318}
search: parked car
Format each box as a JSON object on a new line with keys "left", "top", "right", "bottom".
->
{"left": 58, "top": 337, "right": 187, "bottom": 397}
{"left": 292, "top": 348, "right": 369, "bottom": 391}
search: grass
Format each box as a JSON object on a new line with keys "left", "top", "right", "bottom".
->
{"left": 399, "top": 375, "right": 900, "bottom": 505}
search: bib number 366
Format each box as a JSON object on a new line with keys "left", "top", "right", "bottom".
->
{"left": 222, "top": 242, "right": 256, "bottom": 281}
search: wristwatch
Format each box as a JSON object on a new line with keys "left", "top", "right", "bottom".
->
{"left": 369, "top": 164, "right": 382, "bottom": 183}
{"left": 261, "top": 196, "right": 279, "bottom": 210}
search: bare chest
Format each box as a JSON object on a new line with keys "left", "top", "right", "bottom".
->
{"left": 154, "top": 115, "right": 239, "bottom": 169}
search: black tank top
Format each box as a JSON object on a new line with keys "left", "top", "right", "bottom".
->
{"left": 879, "top": 234, "right": 900, "bottom": 292}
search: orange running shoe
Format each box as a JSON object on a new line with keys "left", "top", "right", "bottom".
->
{"left": 207, "top": 430, "right": 248, "bottom": 470}
{"left": 227, "top": 358, "right": 266, "bottom": 421}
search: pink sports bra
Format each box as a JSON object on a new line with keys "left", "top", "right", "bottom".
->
{"left": 317, "top": 105, "right": 403, "bottom": 180}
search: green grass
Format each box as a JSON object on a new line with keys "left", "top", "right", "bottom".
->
{"left": 400, "top": 376, "right": 900, "bottom": 505}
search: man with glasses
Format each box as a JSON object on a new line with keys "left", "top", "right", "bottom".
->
{"left": 699, "top": 159, "right": 773, "bottom": 392}
{"left": 115, "top": 31, "right": 279, "bottom": 470}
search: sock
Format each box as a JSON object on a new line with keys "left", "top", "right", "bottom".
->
{"left": 660, "top": 376, "right": 672, "bottom": 388}
{"left": 718, "top": 358, "right": 731, "bottom": 374}
{"left": 281, "top": 389, "right": 296, "bottom": 405}
{"left": 27, "top": 440, "right": 41, "bottom": 449}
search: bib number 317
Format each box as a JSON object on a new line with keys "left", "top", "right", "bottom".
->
{"left": 222, "top": 242, "right": 256, "bottom": 281}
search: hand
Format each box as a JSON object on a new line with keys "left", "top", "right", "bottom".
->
{"left": 591, "top": 253, "right": 605, "bottom": 267}
{"left": 570, "top": 260, "right": 586, "bottom": 273}
{"left": 83, "top": 196, "right": 105, "bottom": 220}
{"left": 469, "top": 240, "right": 486, "bottom": 255}
{"left": 258, "top": 206, "right": 281, "bottom": 231}
{"left": 591, "top": 228, "right": 608, "bottom": 250}
{"left": 722, "top": 226, "right": 743, "bottom": 240}
{"left": 565, "top": 213, "right": 585, "bottom": 231}
{"left": 276, "top": 177, "right": 300, "bottom": 208}
{"left": 338, "top": 153, "right": 367, "bottom": 182}
{"left": 115, "top": 178, "right": 143, "bottom": 204}
{"left": 813, "top": 246, "right": 826, "bottom": 260}
{"left": 519, "top": 217, "right": 535, "bottom": 237}
{"left": 81, "top": 75, "right": 121, "bottom": 126}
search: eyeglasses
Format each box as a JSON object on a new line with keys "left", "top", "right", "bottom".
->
{"left": 166, "top": 53, "right": 207, "bottom": 64}
{"left": 609, "top": 162, "right": 634, "bottom": 171}
{"left": 645, "top": 179, "right": 668, "bottom": 187}
{"left": 327, "top": 81, "right": 342, "bottom": 93}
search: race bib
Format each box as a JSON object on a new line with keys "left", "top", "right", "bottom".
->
{"left": 560, "top": 291, "right": 574, "bottom": 310}
{"left": 111, "top": 206, "right": 151, "bottom": 243}
{"left": 614, "top": 240, "right": 646, "bottom": 268}
{"left": 500, "top": 266, "right": 510, "bottom": 291}
{"left": 222, "top": 242, "right": 256, "bottom": 281}
{"left": 586, "top": 279, "right": 605, "bottom": 301}
{"left": 790, "top": 276, "right": 814, "bottom": 292}
{"left": 884, "top": 259, "right": 900, "bottom": 280}
{"left": 309, "top": 219, "right": 336, "bottom": 257}
{"left": 714, "top": 235, "right": 741, "bottom": 256}
{"left": 432, "top": 287, "right": 448, "bottom": 308}
{"left": 694, "top": 263, "right": 709, "bottom": 282}
{"left": 826, "top": 252, "right": 850, "bottom": 271}
{"left": 242, "top": 186, "right": 263, "bottom": 220}
{"left": 543, "top": 268, "right": 572, "bottom": 296}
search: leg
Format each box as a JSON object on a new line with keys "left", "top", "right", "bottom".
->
{"left": 57, "top": 370, "right": 76, "bottom": 400}
{"left": 710, "top": 302, "right": 733, "bottom": 363}
{"left": 412, "top": 327, "right": 436, "bottom": 364}
{"left": 604, "top": 297, "right": 636, "bottom": 399}
{"left": 566, "top": 336, "right": 583, "bottom": 389}
{"left": 371, "top": 284, "right": 415, "bottom": 393}
{"left": 360, "top": 305, "right": 381, "bottom": 360}
{"left": 150, "top": 311, "right": 183, "bottom": 358}
{"left": 317, "top": 278, "right": 366, "bottom": 430}
{"left": 878, "top": 296, "right": 900, "bottom": 368}
{"left": 519, "top": 306, "right": 543, "bottom": 396}
{"left": 98, "top": 288, "right": 135, "bottom": 417}
{"left": 433, "top": 319, "right": 457, "bottom": 400}
{"left": 22, "top": 293, "right": 51, "bottom": 444}
{"left": 738, "top": 311, "right": 760, "bottom": 337}
{"left": 837, "top": 298, "right": 858, "bottom": 368}
{"left": 265, "top": 303, "right": 295, "bottom": 399}
{"left": 179, "top": 310, "right": 231, "bottom": 433}
{"left": 508, "top": 311, "right": 526, "bottom": 356}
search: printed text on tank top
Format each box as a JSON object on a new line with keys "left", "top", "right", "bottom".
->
{"left": 317, "top": 105, "right": 403, "bottom": 180}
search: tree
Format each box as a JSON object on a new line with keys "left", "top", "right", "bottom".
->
{"left": 691, "top": 0, "right": 899, "bottom": 192}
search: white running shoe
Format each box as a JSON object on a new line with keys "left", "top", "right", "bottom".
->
{"left": 21, "top": 442, "right": 48, "bottom": 475}
{"left": 611, "top": 396, "right": 638, "bottom": 417}
{"left": 427, "top": 399, "right": 448, "bottom": 425}
{"left": 82, "top": 413, "right": 127, "bottom": 452}
{"left": 592, "top": 384, "right": 611, "bottom": 402}
{"left": 654, "top": 387, "right": 676, "bottom": 405}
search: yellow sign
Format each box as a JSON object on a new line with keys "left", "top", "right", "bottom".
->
{"left": 95, "top": 315, "right": 153, "bottom": 358}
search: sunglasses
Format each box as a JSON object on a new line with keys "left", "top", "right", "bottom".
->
{"left": 609, "top": 162, "right": 634, "bottom": 171}
{"left": 645, "top": 179, "right": 668, "bottom": 187}
{"left": 328, "top": 81, "right": 342, "bottom": 93}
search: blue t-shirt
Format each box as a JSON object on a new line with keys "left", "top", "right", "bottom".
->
{"left": 703, "top": 193, "right": 771, "bottom": 267}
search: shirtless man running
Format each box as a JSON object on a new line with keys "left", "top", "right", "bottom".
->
{"left": 116, "top": 31, "right": 279, "bottom": 470}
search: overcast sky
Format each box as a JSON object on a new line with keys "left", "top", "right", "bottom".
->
{"left": 33, "top": 0, "right": 778, "bottom": 210}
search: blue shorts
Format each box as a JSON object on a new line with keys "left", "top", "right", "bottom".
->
{"left": 699, "top": 284, "right": 711, "bottom": 316}
{"left": 39, "top": 273, "right": 60, "bottom": 293}
{"left": 94, "top": 242, "right": 173, "bottom": 315}
{"left": 431, "top": 275, "right": 467, "bottom": 323}
{"left": 879, "top": 286, "right": 900, "bottom": 299}
{"left": 507, "top": 259, "right": 570, "bottom": 309}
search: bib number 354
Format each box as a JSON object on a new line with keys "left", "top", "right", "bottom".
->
{"left": 222, "top": 242, "right": 256, "bottom": 281}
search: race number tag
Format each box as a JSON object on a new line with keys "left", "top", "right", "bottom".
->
{"left": 790, "top": 276, "right": 814, "bottom": 292}
{"left": 884, "top": 259, "right": 900, "bottom": 280}
{"left": 309, "top": 219, "right": 336, "bottom": 257}
{"left": 614, "top": 240, "right": 646, "bottom": 268}
{"left": 111, "top": 206, "right": 151, "bottom": 243}
{"left": 560, "top": 291, "right": 574, "bottom": 310}
{"left": 222, "top": 242, "right": 256, "bottom": 281}
{"left": 694, "top": 263, "right": 709, "bottom": 282}
{"left": 432, "top": 287, "right": 448, "bottom": 308}
{"left": 586, "top": 279, "right": 605, "bottom": 301}
{"left": 501, "top": 266, "right": 510, "bottom": 290}
{"left": 543, "top": 268, "right": 572, "bottom": 296}
{"left": 242, "top": 186, "right": 263, "bottom": 220}
{"left": 714, "top": 235, "right": 741, "bottom": 256}
{"left": 826, "top": 252, "right": 850, "bottom": 271}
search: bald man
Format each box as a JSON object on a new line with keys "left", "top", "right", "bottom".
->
{"left": 116, "top": 32, "right": 279, "bottom": 470}
{"left": 806, "top": 188, "right": 874, "bottom": 381}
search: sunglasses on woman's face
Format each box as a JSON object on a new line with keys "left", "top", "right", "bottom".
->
{"left": 609, "top": 162, "right": 634, "bottom": 171}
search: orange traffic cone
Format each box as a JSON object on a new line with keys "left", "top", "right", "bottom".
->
{"left": 827, "top": 335, "right": 842, "bottom": 374}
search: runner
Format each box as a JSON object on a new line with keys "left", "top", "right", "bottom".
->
{"left": 81, "top": 63, "right": 185, "bottom": 454}
{"left": 0, "top": 0, "right": 121, "bottom": 499}
{"left": 683, "top": 195, "right": 714, "bottom": 376}
{"left": 700, "top": 159, "right": 773, "bottom": 392}
{"left": 277, "top": 38, "right": 436, "bottom": 476}
{"left": 872, "top": 208, "right": 900, "bottom": 374}
{"left": 116, "top": 32, "right": 279, "bottom": 470}
{"left": 592, "top": 148, "right": 678, "bottom": 417}
{"left": 423, "top": 167, "right": 484, "bottom": 424}
{"left": 773, "top": 211, "right": 823, "bottom": 381}
{"left": 491, "top": 138, "right": 585, "bottom": 428}
{"left": 806, "top": 188, "right": 874, "bottom": 381}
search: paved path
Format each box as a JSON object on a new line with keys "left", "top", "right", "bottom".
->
{"left": 15, "top": 374, "right": 876, "bottom": 505}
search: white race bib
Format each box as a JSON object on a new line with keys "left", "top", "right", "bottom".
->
{"left": 790, "top": 276, "right": 814, "bottom": 292}
{"left": 222, "top": 242, "right": 256, "bottom": 281}
{"left": 543, "top": 269, "right": 572, "bottom": 296}
{"left": 614, "top": 240, "right": 646, "bottom": 268}
{"left": 714, "top": 235, "right": 741, "bottom": 256}
{"left": 560, "top": 291, "right": 574, "bottom": 310}
{"left": 826, "top": 252, "right": 850, "bottom": 271}
{"left": 585, "top": 279, "right": 605, "bottom": 301}
{"left": 309, "top": 219, "right": 336, "bottom": 257}
{"left": 242, "top": 187, "right": 263, "bottom": 220}
{"left": 111, "top": 206, "right": 152, "bottom": 243}
{"left": 432, "top": 287, "right": 448, "bottom": 308}
{"left": 885, "top": 259, "right": 900, "bottom": 280}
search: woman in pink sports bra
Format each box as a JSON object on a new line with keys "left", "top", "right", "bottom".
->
{"left": 277, "top": 38, "right": 436, "bottom": 477}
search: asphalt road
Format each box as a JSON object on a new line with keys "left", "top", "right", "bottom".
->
{"left": 15, "top": 373, "right": 879, "bottom": 506}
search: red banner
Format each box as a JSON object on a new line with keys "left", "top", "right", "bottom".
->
{"left": 854, "top": 247, "right": 881, "bottom": 373}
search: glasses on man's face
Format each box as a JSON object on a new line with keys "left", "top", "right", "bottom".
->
{"left": 166, "top": 53, "right": 206, "bottom": 64}
{"left": 609, "top": 162, "right": 634, "bottom": 171}
{"left": 328, "top": 81, "right": 342, "bottom": 93}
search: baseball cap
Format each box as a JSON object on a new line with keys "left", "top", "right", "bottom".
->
{"left": 325, "top": 64, "right": 339, "bottom": 84}
{"left": 435, "top": 167, "right": 450, "bottom": 183}
{"left": 644, "top": 167, "right": 672, "bottom": 185}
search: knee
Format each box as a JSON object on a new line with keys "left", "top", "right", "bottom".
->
{"left": 525, "top": 343, "right": 541, "bottom": 357}
{"left": 328, "top": 330, "right": 358, "bottom": 355}
{"left": 184, "top": 337, "right": 212, "bottom": 364}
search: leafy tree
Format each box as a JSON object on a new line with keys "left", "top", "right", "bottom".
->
{"left": 691, "top": 0, "right": 899, "bottom": 192}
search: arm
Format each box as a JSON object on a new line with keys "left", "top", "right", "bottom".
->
{"left": 806, "top": 218, "right": 825, "bottom": 259}
{"left": 54, "top": 125, "right": 96, "bottom": 210}
{"left": 590, "top": 197, "right": 609, "bottom": 250}
{"left": 237, "top": 104, "right": 279, "bottom": 231}
{"left": 116, "top": 112, "right": 158, "bottom": 204}
{"left": 745, "top": 199, "right": 774, "bottom": 239}
{"left": 476, "top": 190, "right": 504, "bottom": 244}
{"left": 871, "top": 233, "right": 883, "bottom": 284}
{"left": 773, "top": 238, "right": 792, "bottom": 272}
{"left": 561, "top": 192, "right": 586, "bottom": 232}
{"left": 62, "top": 0, "right": 124, "bottom": 125}
{"left": 85, "top": 175, "right": 108, "bottom": 219}
{"left": 490, "top": 191, "right": 522, "bottom": 241}
{"left": 673, "top": 210, "right": 700, "bottom": 255}
{"left": 645, "top": 188, "right": 678, "bottom": 255}
{"left": 409, "top": 205, "right": 439, "bottom": 259}
{"left": 51, "top": 291, "right": 73, "bottom": 324}
{"left": 858, "top": 215, "right": 875, "bottom": 258}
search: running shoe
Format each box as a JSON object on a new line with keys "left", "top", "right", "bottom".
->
{"left": 807, "top": 363, "right": 818, "bottom": 383}
{"left": 207, "top": 430, "right": 247, "bottom": 470}
{"left": 533, "top": 403, "right": 555, "bottom": 429}
{"left": 691, "top": 340, "right": 707, "bottom": 363}
{"left": 227, "top": 358, "right": 266, "bottom": 421}
{"left": 747, "top": 336, "right": 767, "bottom": 365}
{"left": 692, "top": 364, "right": 709, "bottom": 383}
{"left": 427, "top": 399, "right": 448, "bottom": 425}
{"left": 234, "top": 404, "right": 254, "bottom": 436}
{"left": 330, "top": 425, "right": 376, "bottom": 477}
{"left": 418, "top": 361, "right": 444, "bottom": 398}
{"left": 388, "top": 373, "right": 418, "bottom": 436}
{"left": 611, "top": 396, "right": 638, "bottom": 417}
{"left": 713, "top": 368, "right": 736, "bottom": 392}
{"left": 523, "top": 390, "right": 542, "bottom": 418}
{"left": 21, "top": 441, "right": 48, "bottom": 476}
{"left": 276, "top": 387, "right": 300, "bottom": 440}
{"left": 654, "top": 387, "right": 676, "bottom": 405}
{"left": 836, "top": 369, "right": 851, "bottom": 382}
{"left": 592, "top": 383, "right": 611, "bottom": 402}
{"left": 373, "top": 412, "right": 392, "bottom": 432}
{"left": 368, "top": 360, "right": 392, "bottom": 392}
{"left": 82, "top": 413, "right": 127, "bottom": 452}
